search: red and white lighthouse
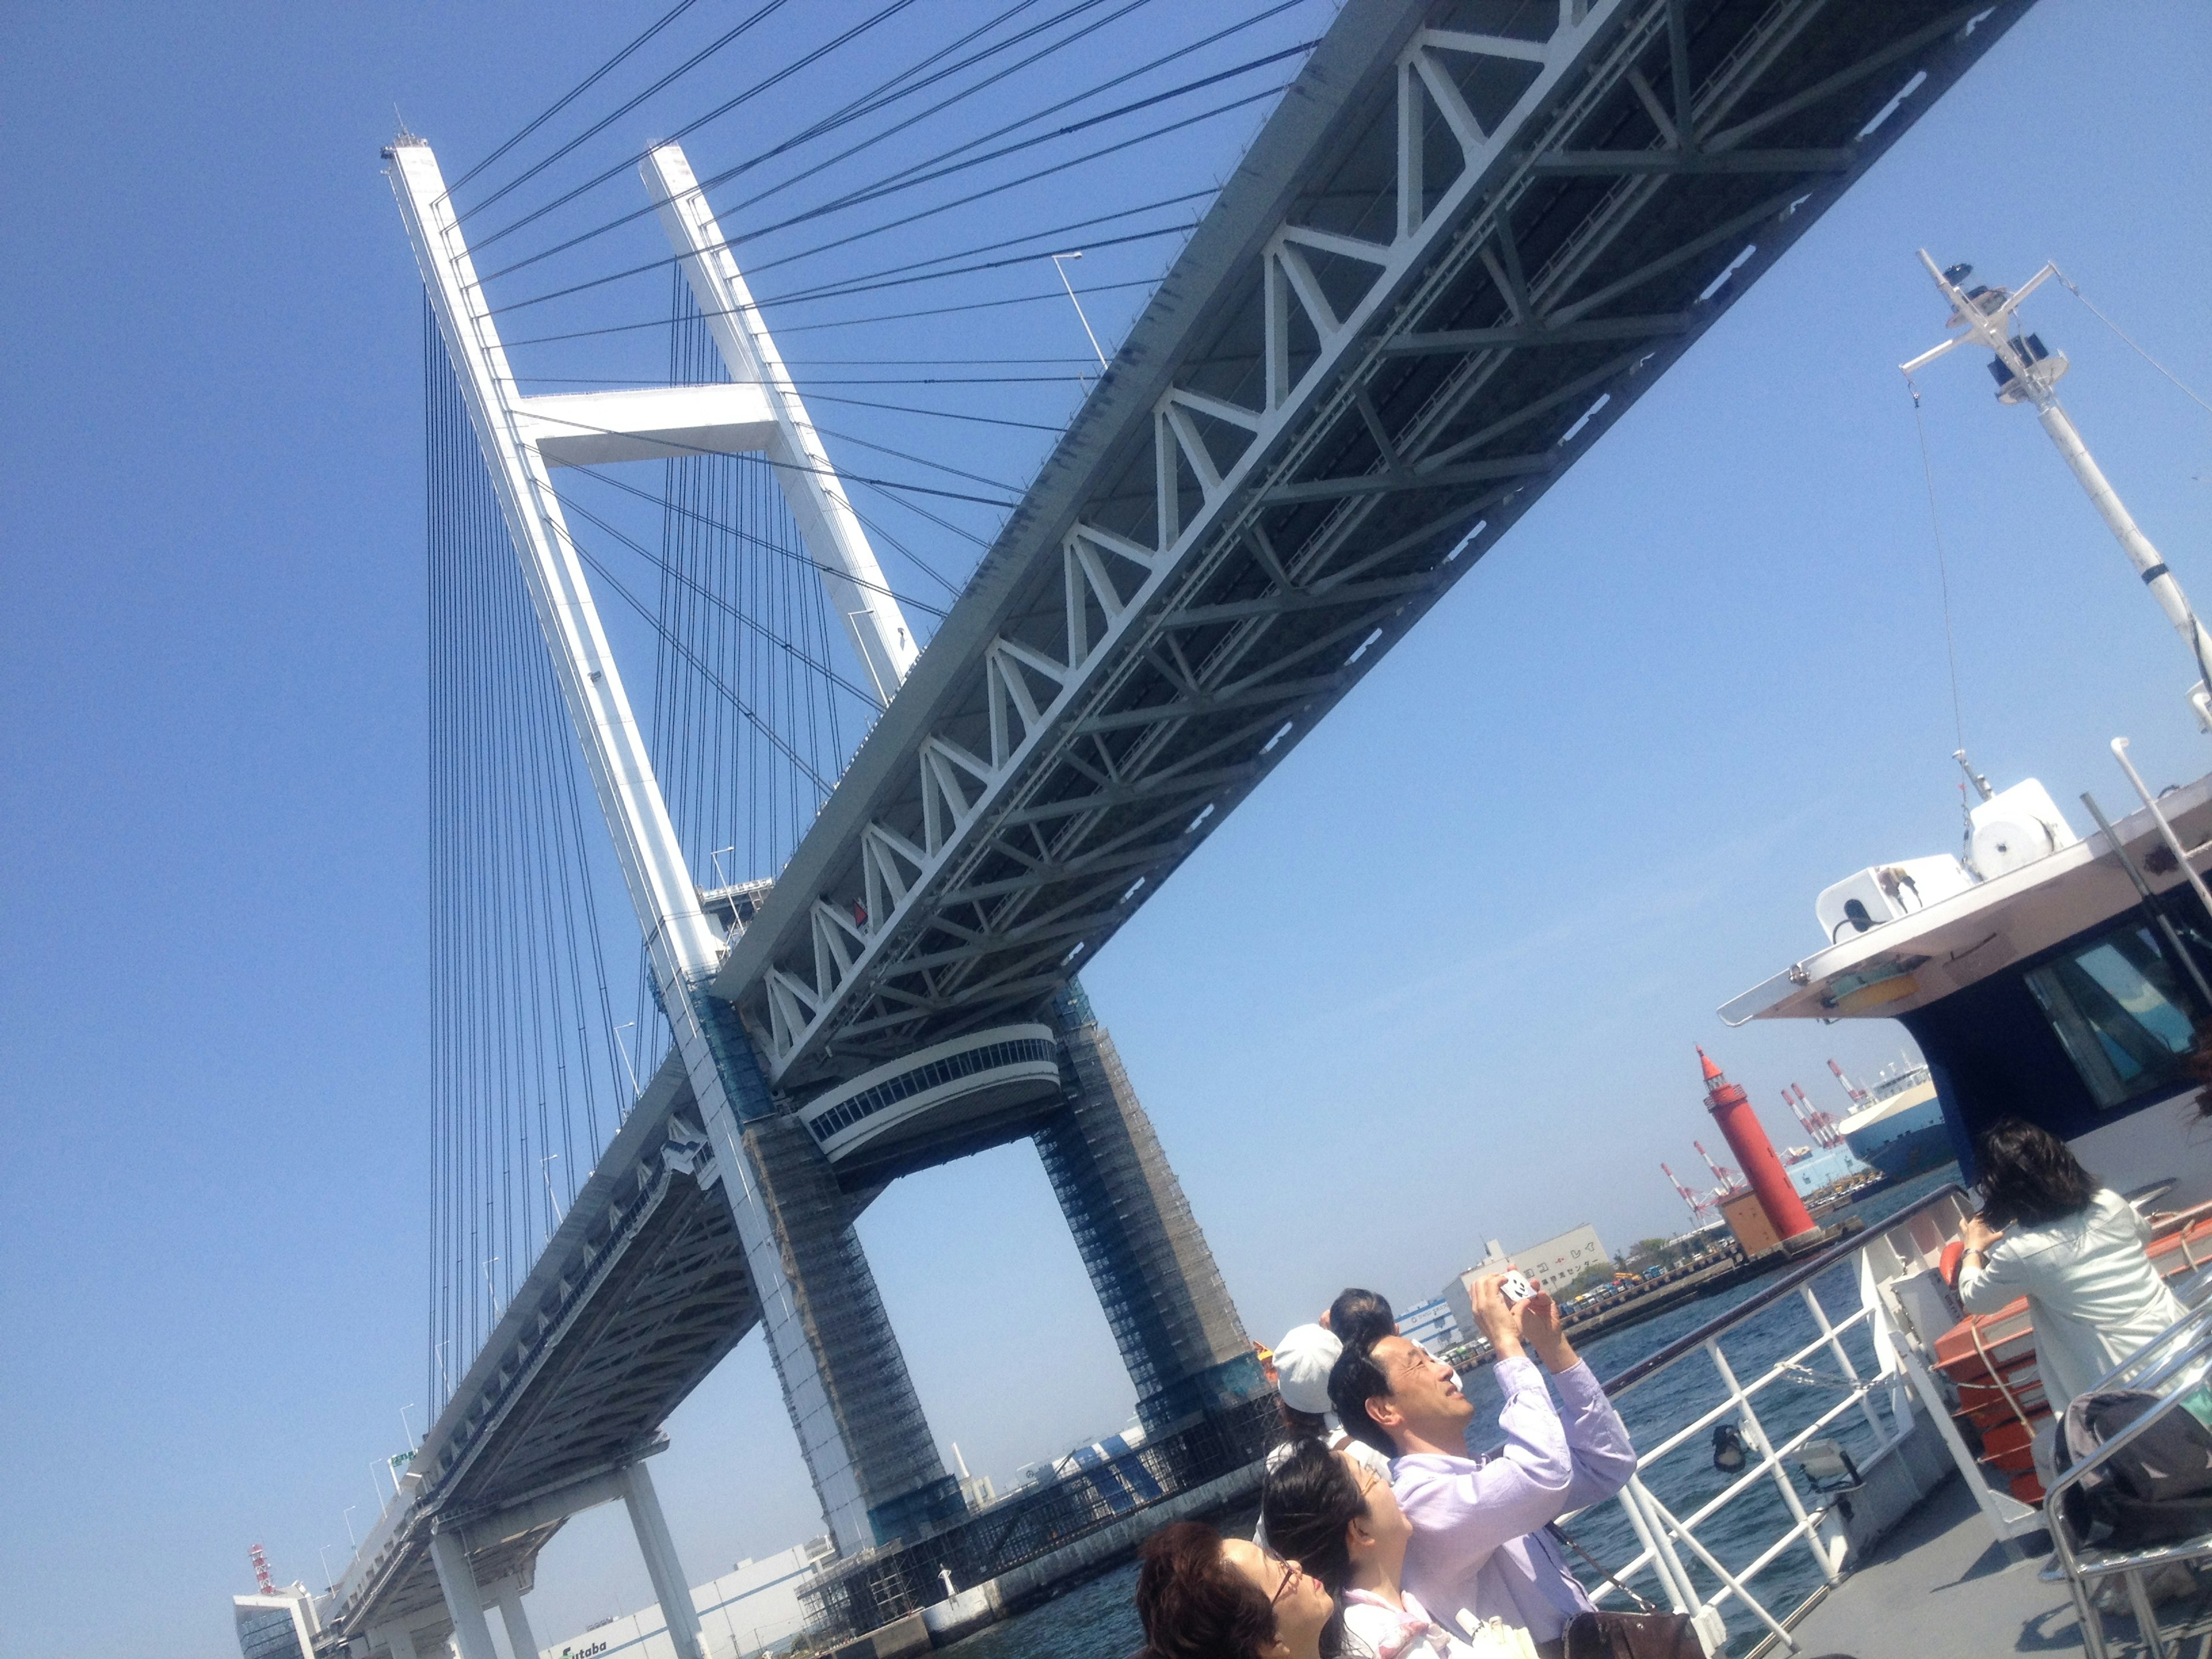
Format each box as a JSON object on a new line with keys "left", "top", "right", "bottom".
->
{"left": 1699, "top": 1047, "right": 1820, "bottom": 1247}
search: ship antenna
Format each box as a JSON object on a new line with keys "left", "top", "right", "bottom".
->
{"left": 1903, "top": 251, "right": 2212, "bottom": 732}
{"left": 1953, "top": 749, "right": 1994, "bottom": 802}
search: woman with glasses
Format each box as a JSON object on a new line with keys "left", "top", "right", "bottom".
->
{"left": 1137, "top": 1519, "right": 1342, "bottom": 1659}
{"left": 1262, "top": 1437, "right": 1472, "bottom": 1657}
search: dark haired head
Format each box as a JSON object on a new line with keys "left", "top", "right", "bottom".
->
{"left": 1327, "top": 1288, "right": 1395, "bottom": 1352}
{"left": 1135, "top": 1522, "right": 1274, "bottom": 1659}
{"left": 1260, "top": 1439, "right": 1364, "bottom": 1600}
{"left": 1276, "top": 1399, "right": 1330, "bottom": 1445}
{"left": 1975, "top": 1117, "right": 2097, "bottom": 1228}
{"left": 1328, "top": 1342, "right": 1400, "bottom": 1461}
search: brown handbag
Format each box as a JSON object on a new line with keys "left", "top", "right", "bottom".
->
{"left": 1548, "top": 1525, "right": 1705, "bottom": 1659}
{"left": 1559, "top": 1611, "right": 1703, "bottom": 1659}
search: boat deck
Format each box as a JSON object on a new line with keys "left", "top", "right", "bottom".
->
{"left": 1764, "top": 1473, "right": 2085, "bottom": 1658}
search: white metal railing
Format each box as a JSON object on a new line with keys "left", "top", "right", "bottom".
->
{"left": 1559, "top": 1183, "right": 1979, "bottom": 1654}
{"left": 2042, "top": 1293, "right": 2212, "bottom": 1659}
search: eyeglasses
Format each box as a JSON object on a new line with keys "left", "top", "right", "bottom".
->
{"left": 1256, "top": 1546, "right": 1301, "bottom": 1608}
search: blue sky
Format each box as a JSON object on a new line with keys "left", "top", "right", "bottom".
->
{"left": 4, "top": 3, "right": 2211, "bottom": 1656}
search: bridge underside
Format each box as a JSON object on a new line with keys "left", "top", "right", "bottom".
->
{"left": 339, "top": 1058, "right": 764, "bottom": 1639}
{"left": 715, "top": 0, "right": 2037, "bottom": 1102}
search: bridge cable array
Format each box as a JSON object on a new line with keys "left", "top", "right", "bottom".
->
{"left": 425, "top": 270, "right": 890, "bottom": 1397}
{"left": 418, "top": 3, "right": 1330, "bottom": 1395}
{"left": 426, "top": 302, "right": 632, "bottom": 1409}
{"left": 470, "top": 43, "right": 1307, "bottom": 316}
{"left": 422, "top": 1, "right": 1323, "bottom": 567}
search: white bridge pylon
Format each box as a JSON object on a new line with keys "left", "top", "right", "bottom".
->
{"left": 387, "top": 135, "right": 912, "bottom": 1558}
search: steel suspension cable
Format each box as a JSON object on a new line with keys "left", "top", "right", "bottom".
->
{"left": 461, "top": 0, "right": 919, "bottom": 253}
{"left": 727, "top": 31, "right": 1310, "bottom": 270}
{"left": 470, "top": 0, "right": 1109, "bottom": 266}
{"left": 442, "top": 0, "right": 704, "bottom": 202}
{"left": 455, "top": 0, "right": 794, "bottom": 225}
{"left": 562, "top": 490, "right": 885, "bottom": 707}
{"left": 570, "top": 524, "right": 839, "bottom": 796}
{"left": 569, "top": 463, "right": 951, "bottom": 616}
{"left": 498, "top": 273, "right": 1161, "bottom": 351}
{"left": 478, "top": 50, "right": 1302, "bottom": 317}
{"left": 425, "top": 309, "right": 639, "bottom": 1395}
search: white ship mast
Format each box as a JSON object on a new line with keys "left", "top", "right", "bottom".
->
{"left": 1903, "top": 252, "right": 2212, "bottom": 729}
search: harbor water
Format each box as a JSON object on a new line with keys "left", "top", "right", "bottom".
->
{"left": 935, "top": 1167, "right": 1967, "bottom": 1658}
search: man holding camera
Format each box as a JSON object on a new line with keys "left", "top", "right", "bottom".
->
{"left": 1332, "top": 1272, "right": 1636, "bottom": 1656}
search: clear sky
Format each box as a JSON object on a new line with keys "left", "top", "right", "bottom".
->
{"left": 4, "top": 3, "right": 2211, "bottom": 1656}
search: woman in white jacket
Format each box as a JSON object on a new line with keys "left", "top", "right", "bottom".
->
{"left": 1959, "top": 1118, "right": 2186, "bottom": 1429}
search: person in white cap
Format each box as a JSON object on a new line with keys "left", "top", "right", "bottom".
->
{"left": 1257, "top": 1324, "right": 1395, "bottom": 1549}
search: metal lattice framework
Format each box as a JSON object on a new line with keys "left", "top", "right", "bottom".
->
{"left": 723, "top": 0, "right": 2034, "bottom": 1094}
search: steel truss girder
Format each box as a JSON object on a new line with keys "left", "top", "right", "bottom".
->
{"left": 719, "top": 0, "right": 2033, "bottom": 1089}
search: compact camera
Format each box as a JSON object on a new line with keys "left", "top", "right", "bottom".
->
{"left": 1498, "top": 1270, "right": 1536, "bottom": 1304}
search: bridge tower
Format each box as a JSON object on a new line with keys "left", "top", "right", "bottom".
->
{"left": 391, "top": 137, "right": 957, "bottom": 1556}
{"left": 389, "top": 133, "right": 1255, "bottom": 1572}
{"left": 1041, "top": 982, "right": 1256, "bottom": 1430}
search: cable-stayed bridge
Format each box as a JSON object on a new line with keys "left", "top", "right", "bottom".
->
{"left": 327, "top": 2, "right": 2033, "bottom": 1655}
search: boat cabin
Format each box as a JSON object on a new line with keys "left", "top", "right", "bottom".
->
{"left": 1724, "top": 770, "right": 2212, "bottom": 1206}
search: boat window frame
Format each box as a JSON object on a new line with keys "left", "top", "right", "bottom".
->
{"left": 2021, "top": 917, "right": 2206, "bottom": 1113}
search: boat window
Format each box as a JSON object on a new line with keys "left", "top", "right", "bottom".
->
{"left": 2024, "top": 923, "right": 2202, "bottom": 1110}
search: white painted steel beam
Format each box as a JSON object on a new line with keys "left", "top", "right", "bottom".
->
{"left": 387, "top": 138, "right": 719, "bottom": 983}
{"left": 388, "top": 137, "right": 874, "bottom": 1554}
{"left": 517, "top": 382, "right": 778, "bottom": 467}
{"left": 642, "top": 143, "right": 918, "bottom": 706}
{"left": 459, "top": 1463, "right": 635, "bottom": 1546}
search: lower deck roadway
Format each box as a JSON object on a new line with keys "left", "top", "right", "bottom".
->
{"left": 1763, "top": 1474, "right": 2085, "bottom": 1658}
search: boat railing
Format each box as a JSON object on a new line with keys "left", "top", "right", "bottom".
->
{"left": 1566, "top": 1182, "right": 1983, "bottom": 1654}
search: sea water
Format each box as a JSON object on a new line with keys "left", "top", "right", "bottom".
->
{"left": 933, "top": 1167, "right": 1965, "bottom": 1658}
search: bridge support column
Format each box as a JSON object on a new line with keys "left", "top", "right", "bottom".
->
{"left": 427, "top": 1530, "right": 500, "bottom": 1659}
{"left": 1037, "top": 982, "right": 1260, "bottom": 1432}
{"left": 620, "top": 1460, "right": 705, "bottom": 1659}
{"left": 490, "top": 1580, "right": 538, "bottom": 1659}
{"left": 370, "top": 1623, "right": 423, "bottom": 1659}
{"left": 694, "top": 1000, "right": 962, "bottom": 1547}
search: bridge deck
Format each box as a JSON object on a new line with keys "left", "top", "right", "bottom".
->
{"left": 338, "top": 1058, "right": 761, "bottom": 1637}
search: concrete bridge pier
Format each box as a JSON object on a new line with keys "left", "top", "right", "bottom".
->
{"left": 368, "top": 1621, "right": 433, "bottom": 1659}
{"left": 489, "top": 1581, "right": 538, "bottom": 1659}
{"left": 702, "top": 1007, "right": 965, "bottom": 1550}
{"left": 736, "top": 1106, "right": 967, "bottom": 1546}
{"left": 619, "top": 1461, "right": 706, "bottom": 1659}
{"left": 426, "top": 1532, "right": 502, "bottom": 1659}
{"left": 1037, "top": 982, "right": 1261, "bottom": 1432}
{"left": 404, "top": 1453, "right": 709, "bottom": 1659}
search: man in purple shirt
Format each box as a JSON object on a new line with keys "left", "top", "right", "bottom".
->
{"left": 1331, "top": 1274, "right": 1637, "bottom": 1654}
